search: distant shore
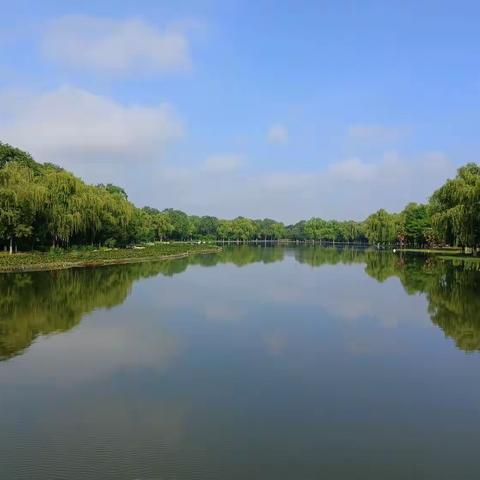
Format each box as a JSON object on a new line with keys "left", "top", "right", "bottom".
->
{"left": 0, "top": 243, "right": 221, "bottom": 273}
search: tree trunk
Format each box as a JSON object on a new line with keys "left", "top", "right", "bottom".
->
{"left": 9, "top": 237, "right": 13, "bottom": 255}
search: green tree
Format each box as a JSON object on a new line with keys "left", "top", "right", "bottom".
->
{"left": 198, "top": 216, "right": 219, "bottom": 239}
{"left": 163, "top": 209, "right": 194, "bottom": 240}
{"left": 341, "top": 220, "right": 363, "bottom": 243}
{"left": 217, "top": 220, "right": 233, "bottom": 241}
{"left": 304, "top": 218, "right": 327, "bottom": 241}
{"left": 39, "top": 169, "right": 87, "bottom": 247}
{"left": 231, "top": 217, "right": 256, "bottom": 242}
{"left": 402, "top": 203, "right": 431, "bottom": 245}
{"left": 0, "top": 142, "right": 39, "bottom": 172}
{"left": 430, "top": 163, "right": 480, "bottom": 250}
{"left": 364, "top": 209, "right": 397, "bottom": 245}
{"left": 153, "top": 212, "right": 173, "bottom": 241}
{"left": 0, "top": 143, "right": 478, "bottom": 252}
{"left": 255, "top": 218, "right": 285, "bottom": 242}
{"left": 322, "top": 220, "right": 342, "bottom": 242}
{"left": 126, "top": 208, "right": 155, "bottom": 244}
{"left": 106, "top": 183, "right": 127, "bottom": 199}
{"left": 0, "top": 163, "right": 43, "bottom": 253}
{"left": 286, "top": 221, "right": 307, "bottom": 241}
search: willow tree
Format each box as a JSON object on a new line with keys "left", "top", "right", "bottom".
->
{"left": 430, "top": 163, "right": 480, "bottom": 250}
{"left": 217, "top": 219, "right": 233, "bottom": 242}
{"left": 269, "top": 221, "right": 285, "bottom": 241}
{"left": 231, "top": 217, "right": 256, "bottom": 242}
{"left": 91, "top": 185, "right": 134, "bottom": 246}
{"left": 364, "top": 209, "right": 397, "bottom": 245}
{"left": 40, "top": 169, "right": 86, "bottom": 247}
{"left": 152, "top": 212, "right": 173, "bottom": 242}
{"left": 255, "top": 218, "right": 285, "bottom": 243}
{"left": 70, "top": 184, "right": 104, "bottom": 244}
{"left": 322, "top": 220, "right": 343, "bottom": 242}
{"left": 304, "top": 218, "right": 327, "bottom": 241}
{"left": 0, "top": 142, "right": 39, "bottom": 171}
{"left": 0, "top": 163, "right": 44, "bottom": 253}
{"left": 341, "top": 220, "right": 363, "bottom": 243}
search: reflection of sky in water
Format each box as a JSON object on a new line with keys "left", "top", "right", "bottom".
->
{"left": 1, "top": 248, "right": 480, "bottom": 480}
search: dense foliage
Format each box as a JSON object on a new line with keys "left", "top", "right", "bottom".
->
{"left": 0, "top": 142, "right": 479, "bottom": 252}
{"left": 429, "top": 163, "right": 480, "bottom": 250}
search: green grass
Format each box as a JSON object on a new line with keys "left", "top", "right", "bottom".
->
{"left": 0, "top": 243, "right": 221, "bottom": 272}
{"left": 398, "top": 247, "right": 463, "bottom": 254}
{"left": 398, "top": 247, "right": 480, "bottom": 262}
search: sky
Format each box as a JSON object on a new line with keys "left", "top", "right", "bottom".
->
{"left": 0, "top": 0, "right": 479, "bottom": 223}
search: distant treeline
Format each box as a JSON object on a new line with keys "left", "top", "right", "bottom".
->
{"left": 0, "top": 142, "right": 479, "bottom": 253}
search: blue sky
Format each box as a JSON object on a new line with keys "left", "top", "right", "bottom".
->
{"left": 1, "top": 0, "right": 479, "bottom": 222}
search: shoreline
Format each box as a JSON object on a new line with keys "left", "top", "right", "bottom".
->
{"left": 398, "top": 247, "right": 462, "bottom": 254}
{"left": 398, "top": 247, "right": 480, "bottom": 262}
{"left": 0, "top": 245, "right": 221, "bottom": 273}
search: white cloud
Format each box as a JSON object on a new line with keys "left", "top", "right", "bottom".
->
{"left": 267, "top": 124, "right": 288, "bottom": 144}
{"left": 42, "top": 15, "right": 192, "bottom": 75}
{"left": 327, "top": 157, "right": 376, "bottom": 182}
{"left": 0, "top": 86, "right": 184, "bottom": 165}
{"left": 136, "top": 151, "right": 455, "bottom": 222}
{"left": 347, "top": 124, "right": 409, "bottom": 144}
{"left": 0, "top": 87, "right": 455, "bottom": 221}
{"left": 202, "top": 154, "right": 244, "bottom": 173}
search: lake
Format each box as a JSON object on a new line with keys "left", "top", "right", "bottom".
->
{"left": 1, "top": 246, "right": 479, "bottom": 479}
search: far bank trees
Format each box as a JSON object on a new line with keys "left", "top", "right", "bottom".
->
{"left": 0, "top": 142, "right": 479, "bottom": 252}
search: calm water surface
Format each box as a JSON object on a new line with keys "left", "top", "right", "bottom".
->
{"left": 1, "top": 246, "right": 480, "bottom": 479}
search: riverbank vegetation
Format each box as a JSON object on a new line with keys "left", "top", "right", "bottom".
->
{"left": 0, "top": 243, "right": 219, "bottom": 273}
{"left": 1, "top": 142, "right": 479, "bottom": 253}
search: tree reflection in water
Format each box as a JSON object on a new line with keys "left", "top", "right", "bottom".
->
{"left": 1, "top": 246, "right": 479, "bottom": 360}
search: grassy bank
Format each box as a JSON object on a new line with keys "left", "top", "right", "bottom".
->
{"left": 0, "top": 243, "right": 221, "bottom": 273}
{"left": 398, "top": 247, "right": 462, "bottom": 254}
{"left": 398, "top": 247, "right": 480, "bottom": 262}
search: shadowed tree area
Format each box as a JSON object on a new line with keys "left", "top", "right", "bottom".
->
{"left": 424, "top": 262, "right": 480, "bottom": 352}
{"left": 0, "top": 260, "right": 199, "bottom": 360}
{"left": 363, "top": 253, "right": 480, "bottom": 351}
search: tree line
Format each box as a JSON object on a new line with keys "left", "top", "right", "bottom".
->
{"left": 1, "top": 142, "right": 479, "bottom": 253}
